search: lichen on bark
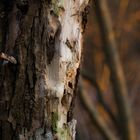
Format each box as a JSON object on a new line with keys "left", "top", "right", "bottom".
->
{"left": 50, "top": 0, "right": 64, "bottom": 16}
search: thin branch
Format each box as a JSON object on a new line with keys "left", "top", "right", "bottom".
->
{"left": 93, "top": 0, "right": 136, "bottom": 140}
{"left": 117, "top": 0, "right": 130, "bottom": 38}
{"left": 79, "top": 81, "right": 118, "bottom": 140}
{"left": 81, "top": 70, "right": 118, "bottom": 127}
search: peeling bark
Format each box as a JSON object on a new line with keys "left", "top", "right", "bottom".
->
{"left": 0, "top": 0, "right": 89, "bottom": 140}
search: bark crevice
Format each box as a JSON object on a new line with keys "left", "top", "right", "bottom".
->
{"left": 0, "top": 0, "right": 89, "bottom": 139}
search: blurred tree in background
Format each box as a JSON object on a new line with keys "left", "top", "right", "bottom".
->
{"left": 75, "top": 0, "right": 140, "bottom": 139}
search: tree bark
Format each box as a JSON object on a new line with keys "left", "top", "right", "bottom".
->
{"left": 0, "top": 0, "right": 89, "bottom": 140}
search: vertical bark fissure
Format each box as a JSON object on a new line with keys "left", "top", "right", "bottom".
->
{"left": 0, "top": 0, "right": 89, "bottom": 139}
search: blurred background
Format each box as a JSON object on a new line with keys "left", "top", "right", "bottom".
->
{"left": 74, "top": 0, "right": 140, "bottom": 139}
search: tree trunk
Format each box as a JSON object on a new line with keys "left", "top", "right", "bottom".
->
{"left": 0, "top": 0, "right": 89, "bottom": 140}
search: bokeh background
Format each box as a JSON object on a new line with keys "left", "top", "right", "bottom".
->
{"left": 74, "top": 0, "right": 140, "bottom": 139}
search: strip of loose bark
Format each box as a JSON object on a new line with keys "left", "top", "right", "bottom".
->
{"left": 79, "top": 80, "right": 118, "bottom": 140}
{"left": 93, "top": 0, "right": 136, "bottom": 140}
{"left": 0, "top": 52, "right": 17, "bottom": 64}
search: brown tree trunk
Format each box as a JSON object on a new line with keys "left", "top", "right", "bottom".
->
{"left": 0, "top": 0, "right": 89, "bottom": 139}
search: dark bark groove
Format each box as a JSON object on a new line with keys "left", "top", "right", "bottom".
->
{"left": 0, "top": 0, "right": 63, "bottom": 139}
{"left": 0, "top": 0, "right": 88, "bottom": 139}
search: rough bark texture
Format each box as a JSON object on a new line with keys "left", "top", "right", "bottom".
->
{"left": 0, "top": 0, "right": 89, "bottom": 140}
